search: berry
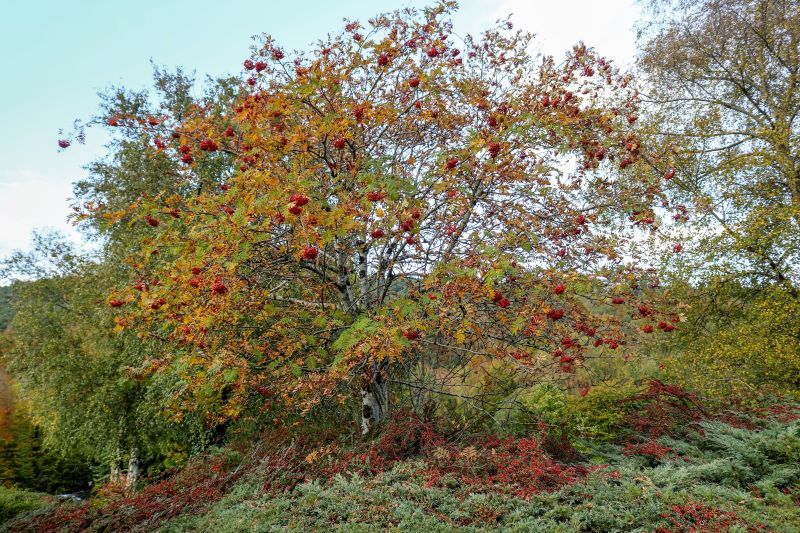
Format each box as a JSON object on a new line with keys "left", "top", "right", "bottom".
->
{"left": 445, "top": 157, "right": 458, "bottom": 170}
{"left": 552, "top": 283, "right": 566, "bottom": 295}
{"left": 153, "top": 137, "right": 167, "bottom": 149}
{"left": 109, "top": 299, "right": 125, "bottom": 308}
{"left": 254, "top": 61, "right": 267, "bottom": 72}
{"left": 147, "top": 117, "right": 160, "bottom": 126}
{"left": 107, "top": 117, "right": 120, "bottom": 127}
{"left": 366, "top": 191, "right": 386, "bottom": 202}
{"left": 402, "top": 329, "right": 419, "bottom": 340}
{"left": 673, "top": 243, "right": 683, "bottom": 253}
{"left": 189, "top": 277, "right": 202, "bottom": 288}
{"left": 332, "top": 137, "right": 347, "bottom": 149}
{"left": 288, "top": 205, "right": 303, "bottom": 215}
{"left": 377, "top": 53, "right": 390, "bottom": 67}
{"left": 244, "top": 59, "right": 255, "bottom": 70}
{"left": 426, "top": 46, "right": 439, "bottom": 58}
{"left": 272, "top": 49, "right": 285, "bottom": 61}
{"left": 400, "top": 219, "right": 414, "bottom": 231}
{"left": 290, "top": 193, "right": 309, "bottom": 206}
{"left": 642, "top": 324, "right": 654, "bottom": 333}
{"left": 221, "top": 183, "right": 231, "bottom": 191}
{"left": 58, "top": 139, "right": 71, "bottom": 148}
{"left": 371, "top": 228, "right": 385, "bottom": 239}
{"left": 211, "top": 278, "right": 228, "bottom": 295}
{"left": 408, "top": 76, "right": 420, "bottom": 88}
{"left": 181, "top": 154, "right": 194, "bottom": 164}
{"left": 575, "top": 214, "right": 587, "bottom": 225}
{"left": 199, "top": 139, "right": 218, "bottom": 152}
{"left": 546, "top": 308, "right": 565, "bottom": 320}
{"left": 224, "top": 126, "right": 235, "bottom": 137}
{"left": 611, "top": 296, "right": 625, "bottom": 305}
{"left": 145, "top": 215, "right": 159, "bottom": 227}
{"left": 150, "top": 298, "right": 166, "bottom": 310}
{"left": 664, "top": 167, "right": 675, "bottom": 180}
{"left": 191, "top": 267, "right": 202, "bottom": 275}
{"left": 301, "top": 246, "right": 318, "bottom": 260}
{"left": 488, "top": 142, "right": 501, "bottom": 159}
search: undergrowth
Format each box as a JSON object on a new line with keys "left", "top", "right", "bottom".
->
{"left": 4, "top": 383, "right": 798, "bottom": 532}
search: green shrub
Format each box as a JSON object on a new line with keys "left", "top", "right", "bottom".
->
{"left": 0, "top": 486, "right": 52, "bottom": 524}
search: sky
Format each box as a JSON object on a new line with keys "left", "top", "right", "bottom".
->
{"left": 0, "top": 0, "right": 641, "bottom": 259}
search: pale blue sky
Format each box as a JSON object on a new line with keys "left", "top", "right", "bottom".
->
{"left": 0, "top": 0, "right": 640, "bottom": 258}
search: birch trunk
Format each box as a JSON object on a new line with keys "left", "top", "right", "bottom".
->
{"left": 110, "top": 448, "right": 122, "bottom": 484}
{"left": 361, "top": 360, "right": 388, "bottom": 434}
{"left": 125, "top": 446, "right": 140, "bottom": 491}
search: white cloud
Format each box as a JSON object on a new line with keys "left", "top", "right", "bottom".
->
{"left": 0, "top": 168, "right": 80, "bottom": 258}
{"left": 486, "top": 0, "right": 641, "bottom": 66}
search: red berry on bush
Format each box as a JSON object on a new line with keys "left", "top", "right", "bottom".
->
{"left": 145, "top": 215, "right": 159, "bottom": 227}
{"left": 272, "top": 48, "right": 285, "bottom": 61}
{"left": 301, "top": 246, "right": 318, "bottom": 260}
{"left": 254, "top": 61, "right": 267, "bottom": 72}
{"left": 150, "top": 298, "right": 166, "bottom": 310}
{"left": 402, "top": 329, "right": 419, "bottom": 340}
{"left": 366, "top": 191, "right": 386, "bottom": 202}
{"left": 109, "top": 299, "right": 125, "bottom": 308}
{"left": 199, "top": 139, "right": 218, "bottom": 152}
{"left": 612, "top": 296, "right": 625, "bottom": 305}
{"left": 552, "top": 283, "right": 566, "bottom": 295}
{"left": 371, "top": 228, "right": 385, "bottom": 239}
{"left": 244, "top": 59, "right": 255, "bottom": 70}
{"left": 58, "top": 139, "right": 71, "bottom": 148}
{"left": 189, "top": 277, "right": 202, "bottom": 288}
{"left": 332, "top": 137, "right": 347, "bottom": 149}
{"left": 546, "top": 308, "right": 565, "bottom": 320}
{"left": 377, "top": 53, "right": 390, "bottom": 67}
{"left": 642, "top": 324, "right": 654, "bottom": 333}
{"left": 408, "top": 76, "right": 420, "bottom": 88}
{"left": 445, "top": 157, "right": 458, "bottom": 170}
{"left": 664, "top": 167, "right": 676, "bottom": 180}
{"left": 290, "top": 193, "right": 309, "bottom": 206}
{"left": 211, "top": 278, "right": 228, "bottom": 295}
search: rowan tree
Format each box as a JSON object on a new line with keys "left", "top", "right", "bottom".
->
{"left": 98, "top": 2, "right": 675, "bottom": 433}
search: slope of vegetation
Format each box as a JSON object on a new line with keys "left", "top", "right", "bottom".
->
{"left": 5, "top": 389, "right": 798, "bottom": 531}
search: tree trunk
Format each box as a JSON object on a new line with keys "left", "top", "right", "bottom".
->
{"left": 110, "top": 447, "right": 122, "bottom": 484}
{"left": 125, "top": 446, "right": 140, "bottom": 491}
{"left": 361, "top": 360, "right": 389, "bottom": 434}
